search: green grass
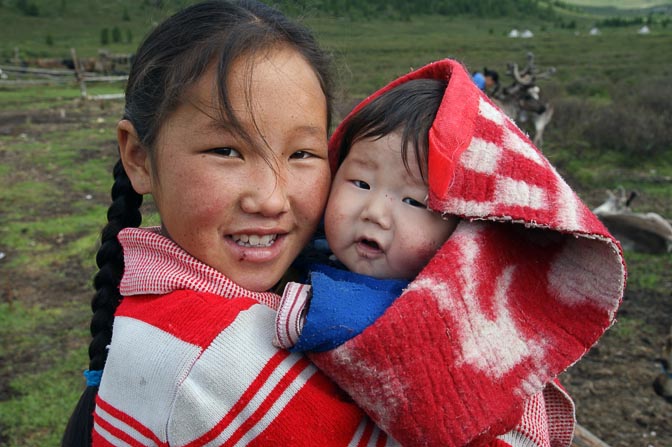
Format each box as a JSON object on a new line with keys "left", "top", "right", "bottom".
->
{"left": 623, "top": 251, "right": 672, "bottom": 291}
{"left": 0, "top": 302, "right": 90, "bottom": 447}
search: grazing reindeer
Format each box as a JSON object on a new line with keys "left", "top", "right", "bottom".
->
{"left": 490, "top": 52, "right": 555, "bottom": 147}
{"left": 593, "top": 186, "right": 672, "bottom": 254}
{"left": 653, "top": 326, "right": 672, "bottom": 404}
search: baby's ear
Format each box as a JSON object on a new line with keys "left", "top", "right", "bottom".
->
{"left": 117, "top": 119, "right": 152, "bottom": 195}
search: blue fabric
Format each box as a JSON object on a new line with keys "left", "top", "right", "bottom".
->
{"left": 84, "top": 369, "right": 103, "bottom": 387}
{"left": 291, "top": 264, "right": 408, "bottom": 353}
{"left": 472, "top": 72, "right": 486, "bottom": 90}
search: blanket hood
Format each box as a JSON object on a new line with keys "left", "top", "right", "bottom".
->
{"left": 317, "top": 59, "right": 626, "bottom": 446}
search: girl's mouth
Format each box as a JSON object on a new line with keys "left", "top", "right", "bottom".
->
{"left": 231, "top": 234, "right": 278, "bottom": 247}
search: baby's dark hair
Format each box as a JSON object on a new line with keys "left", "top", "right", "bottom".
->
{"left": 62, "top": 1, "right": 334, "bottom": 445}
{"left": 337, "top": 78, "right": 447, "bottom": 181}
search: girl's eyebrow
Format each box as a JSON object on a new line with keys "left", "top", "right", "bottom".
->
{"left": 293, "top": 125, "right": 327, "bottom": 137}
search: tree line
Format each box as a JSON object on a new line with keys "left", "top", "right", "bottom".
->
{"left": 274, "top": 0, "right": 554, "bottom": 20}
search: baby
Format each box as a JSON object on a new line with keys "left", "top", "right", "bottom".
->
{"left": 275, "top": 78, "right": 458, "bottom": 351}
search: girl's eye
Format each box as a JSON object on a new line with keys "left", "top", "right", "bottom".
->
{"left": 210, "top": 147, "right": 241, "bottom": 158}
{"left": 403, "top": 197, "right": 426, "bottom": 208}
{"left": 290, "top": 150, "right": 313, "bottom": 160}
{"left": 352, "top": 180, "right": 370, "bottom": 190}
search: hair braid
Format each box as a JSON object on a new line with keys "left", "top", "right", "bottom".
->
{"left": 62, "top": 160, "right": 142, "bottom": 446}
{"left": 89, "top": 160, "right": 142, "bottom": 370}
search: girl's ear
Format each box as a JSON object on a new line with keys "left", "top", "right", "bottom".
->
{"left": 118, "top": 119, "right": 152, "bottom": 195}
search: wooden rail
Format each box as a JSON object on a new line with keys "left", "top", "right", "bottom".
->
{"left": 0, "top": 48, "right": 126, "bottom": 100}
{"left": 572, "top": 423, "right": 611, "bottom": 447}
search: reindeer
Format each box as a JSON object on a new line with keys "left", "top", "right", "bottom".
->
{"left": 490, "top": 52, "right": 555, "bottom": 147}
{"left": 592, "top": 186, "right": 672, "bottom": 254}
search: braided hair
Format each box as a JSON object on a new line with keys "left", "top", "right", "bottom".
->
{"left": 62, "top": 1, "right": 333, "bottom": 445}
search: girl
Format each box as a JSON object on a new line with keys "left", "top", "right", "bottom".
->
{"left": 62, "top": 1, "right": 397, "bottom": 445}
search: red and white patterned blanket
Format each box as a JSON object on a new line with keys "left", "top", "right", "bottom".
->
{"left": 310, "top": 59, "right": 626, "bottom": 447}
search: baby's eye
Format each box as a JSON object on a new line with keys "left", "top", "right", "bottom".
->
{"left": 403, "top": 197, "right": 426, "bottom": 208}
{"left": 210, "top": 147, "right": 241, "bottom": 158}
{"left": 352, "top": 180, "right": 370, "bottom": 190}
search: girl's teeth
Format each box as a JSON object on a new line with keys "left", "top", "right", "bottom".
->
{"left": 232, "top": 234, "right": 276, "bottom": 247}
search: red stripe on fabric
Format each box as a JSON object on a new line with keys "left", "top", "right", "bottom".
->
{"left": 96, "top": 397, "right": 167, "bottom": 446}
{"left": 92, "top": 429, "right": 116, "bottom": 446}
{"left": 488, "top": 440, "right": 514, "bottom": 447}
{"left": 249, "top": 370, "right": 368, "bottom": 446}
{"left": 357, "top": 420, "right": 375, "bottom": 447}
{"left": 375, "top": 430, "right": 388, "bottom": 447}
{"left": 95, "top": 416, "right": 155, "bottom": 447}
{"left": 116, "top": 291, "right": 257, "bottom": 348}
{"left": 474, "top": 112, "right": 505, "bottom": 145}
{"left": 183, "top": 350, "right": 292, "bottom": 447}
{"left": 223, "top": 357, "right": 312, "bottom": 447}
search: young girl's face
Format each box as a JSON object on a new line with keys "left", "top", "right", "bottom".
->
{"left": 324, "top": 133, "right": 458, "bottom": 280}
{"left": 137, "top": 47, "right": 330, "bottom": 291}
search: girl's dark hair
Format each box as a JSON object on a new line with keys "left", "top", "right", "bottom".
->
{"left": 337, "top": 78, "right": 446, "bottom": 181}
{"left": 62, "top": 1, "right": 333, "bottom": 445}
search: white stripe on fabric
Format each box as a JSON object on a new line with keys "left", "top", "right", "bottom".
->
{"left": 347, "top": 419, "right": 369, "bottom": 447}
{"left": 170, "top": 305, "right": 308, "bottom": 446}
{"left": 93, "top": 422, "right": 134, "bottom": 447}
{"left": 496, "top": 177, "right": 546, "bottom": 210}
{"left": 498, "top": 429, "right": 543, "bottom": 447}
{"left": 95, "top": 406, "right": 155, "bottom": 446}
{"left": 99, "top": 316, "right": 203, "bottom": 444}
{"left": 502, "top": 126, "right": 544, "bottom": 166}
{"left": 369, "top": 427, "right": 380, "bottom": 446}
{"left": 461, "top": 137, "right": 501, "bottom": 174}
{"left": 478, "top": 97, "right": 505, "bottom": 125}
{"left": 232, "top": 364, "right": 318, "bottom": 447}
{"left": 443, "top": 198, "right": 496, "bottom": 216}
{"left": 199, "top": 354, "right": 304, "bottom": 447}
{"left": 553, "top": 174, "right": 581, "bottom": 232}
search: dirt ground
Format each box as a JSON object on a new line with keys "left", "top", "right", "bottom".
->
{"left": 1, "top": 100, "right": 671, "bottom": 446}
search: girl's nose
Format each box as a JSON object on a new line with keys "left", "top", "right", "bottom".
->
{"left": 240, "top": 165, "right": 289, "bottom": 217}
{"left": 361, "top": 193, "right": 392, "bottom": 230}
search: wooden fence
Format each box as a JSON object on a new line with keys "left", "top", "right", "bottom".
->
{"left": 0, "top": 48, "right": 127, "bottom": 100}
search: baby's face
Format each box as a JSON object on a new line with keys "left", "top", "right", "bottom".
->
{"left": 324, "top": 133, "right": 458, "bottom": 280}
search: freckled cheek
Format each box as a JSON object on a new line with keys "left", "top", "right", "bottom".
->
{"left": 294, "top": 176, "right": 330, "bottom": 228}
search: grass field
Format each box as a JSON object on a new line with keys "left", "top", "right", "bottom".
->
{"left": 1, "top": 2, "right": 671, "bottom": 446}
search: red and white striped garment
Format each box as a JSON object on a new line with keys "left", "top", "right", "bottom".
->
{"left": 93, "top": 227, "right": 396, "bottom": 447}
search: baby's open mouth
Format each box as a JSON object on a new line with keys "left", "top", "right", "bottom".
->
{"left": 360, "top": 238, "right": 380, "bottom": 250}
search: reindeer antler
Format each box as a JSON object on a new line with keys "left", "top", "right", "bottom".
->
{"left": 511, "top": 62, "right": 535, "bottom": 86}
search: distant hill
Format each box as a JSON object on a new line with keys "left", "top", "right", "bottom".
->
{"left": 558, "top": 0, "right": 672, "bottom": 15}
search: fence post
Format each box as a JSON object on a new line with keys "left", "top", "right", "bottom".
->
{"left": 70, "top": 47, "right": 87, "bottom": 99}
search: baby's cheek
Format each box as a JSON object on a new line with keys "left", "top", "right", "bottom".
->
{"left": 396, "top": 238, "right": 443, "bottom": 278}
{"left": 411, "top": 240, "right": 443, "bottom": 267}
